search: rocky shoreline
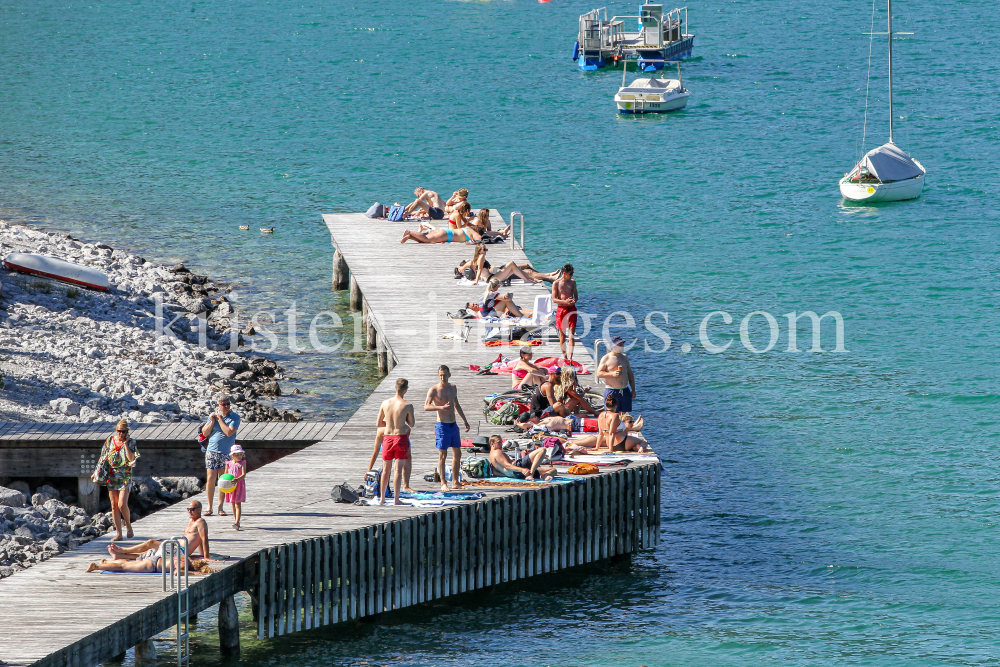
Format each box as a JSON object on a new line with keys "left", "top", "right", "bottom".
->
{"left": 0, "top": 219, "right": 301, "bottom": 424}
{"left": 0, "top": 219, "right": 306, "bottom": 579}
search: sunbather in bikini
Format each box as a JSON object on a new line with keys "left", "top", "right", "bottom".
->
{"left": 401, "top": 222, "right": 484, "bottom": 244}
{"left": 456, "top": 244, "right": 561, "bottom": 284}
{"left": 567, "top": 398, "right": 649, "bottom": 453}
{"left": 511, "top": 348, "right": 547, "bottom": 388}
{"left": 479, "top": 279, "right": 528, "bottom": 317}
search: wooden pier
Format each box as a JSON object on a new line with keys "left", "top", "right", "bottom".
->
{"left": 0, "top": 211, "right": 660, "bottom": 666}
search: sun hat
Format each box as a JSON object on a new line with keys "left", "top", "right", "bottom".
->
{"left": 229, "top": 444, "right": 245, "bottom": 455}
{"left": 548, "top": 366, "right": 560, "bottom": 374}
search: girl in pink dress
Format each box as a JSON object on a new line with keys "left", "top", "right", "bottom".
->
{"left": 222, "top": 445, "right": 248, "bottom": 530}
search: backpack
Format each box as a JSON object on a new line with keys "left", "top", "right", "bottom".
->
{"left": 363, "top": 469, "right": 381, "bottom": 498}
{"left": 330, "top": 482, "right": 360, "bottom": 503}
{"left": 461, "top": 456, "right": 492, "bottom": 479}
{"left": 386, "top": 204, "right": 405, "bottom": 221}
{"left": 543, "top": 436, "right": 565, "bottom": 461}
{"left": 567, "top": 462, "right": 599, "bottom": 475}
{"left": 365, "top": 202, "right": 385, "bottom": 219}
{"left": 487, "top": 400, "right": 522, "bottom": 425}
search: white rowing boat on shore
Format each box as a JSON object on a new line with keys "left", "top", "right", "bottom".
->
{"left": 3, "top": 252, "right": 110, "bottom": 291}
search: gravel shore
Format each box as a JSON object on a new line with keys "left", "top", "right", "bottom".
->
{"left": 0, "top": 219, "right": 301, "bottom": 424}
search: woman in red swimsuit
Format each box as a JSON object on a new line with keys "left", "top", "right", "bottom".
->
{"left": 511, "top": 348, "right": 547, "bottom": 389}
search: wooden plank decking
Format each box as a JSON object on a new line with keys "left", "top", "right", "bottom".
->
{"left": 0, "top": 212, "right": 660, "bottom": 666}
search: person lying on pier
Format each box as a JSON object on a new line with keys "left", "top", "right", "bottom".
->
{"left": 85, "top": 500, "right": 215, "bottom": 574}
{"left": 366, "top": 426, "right": 414, "bottom": 494}
{"left": 404, "top": 187, "right": 446, "bottom": 220}
{"left": 457, "top": 244, "right": 559, "bottom": 285}
{"left": 400, "top": 221, "right": 484, "bottom": 244}
{"left": 488, "top": 435, "right": 555, "bottom": 481}
{"left": 377, "top": 378, "right": 415, "bottom": 505}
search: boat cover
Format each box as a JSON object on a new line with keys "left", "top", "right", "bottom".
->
{"left": 619, "top": 77, "right": 681, "bottom": 93}
{"left": 860, "top": 142, "right": 925, "bottom": 182}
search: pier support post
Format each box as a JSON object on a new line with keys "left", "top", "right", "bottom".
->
{"left": 377, "top": 339, "right": 388, "bottom": 375}
{"left": 218, "top": 595, "right": 241, "bottom": 656}
{"left": 349, "top": 275, "right": 362, "bottom": 311}
{"left": 134, "top": 639, "right": 157, "bottom": 665}
{"left": 77, "top": 476, "right": 100, "bottom": 515}
{"left": 366, "top": 318, "right": 377, "bottom": 351}
{"left": 332, "top": 250, "right": 349, "bottom": 290}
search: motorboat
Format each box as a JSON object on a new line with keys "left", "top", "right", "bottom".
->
{"left": 3, "top": 253, "right": 110, "bottom": 291}
{"left": 839, "top": 0, "right": 924, "bottom": 202}
{"left": 615, "top": 61, "right": 689, "bottom": 113}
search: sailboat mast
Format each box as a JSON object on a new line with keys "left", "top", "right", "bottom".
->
{"left": 887, "top": 0, "right": 893, "bottom": 143}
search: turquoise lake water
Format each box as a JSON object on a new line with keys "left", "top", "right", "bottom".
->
{"left": 3, "top": 0, "right": 1000, "bottom": 664}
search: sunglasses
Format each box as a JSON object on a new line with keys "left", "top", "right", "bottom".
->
{"left": 218, "top": 403, "right": 230, "bottom": 407}
{"left": 188, "top": 507, "right": 199, "bottom": 512}
{"left": 117, "top": 429, "right": 128, "bottom": 434}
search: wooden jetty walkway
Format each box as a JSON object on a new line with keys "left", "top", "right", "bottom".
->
{"left": 0, "top": 211, "right": 660, "bottom": 666}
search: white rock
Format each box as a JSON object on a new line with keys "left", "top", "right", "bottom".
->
{"left": 85, "top": 347, "right": 105, "bottom": 359}
{"left": 0, "top": 487, "right": 27, "bottom": 508}
{"left": 49, "top": 398, "right": 81, "bottom": 416}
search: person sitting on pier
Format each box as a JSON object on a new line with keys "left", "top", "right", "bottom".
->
{"left": 474, "top": 279, "right": 533, "bottom": 318}
{"left": 488, "top": 435, "right": 555, "bottom": 481}
{"left": 566, "top": 413, "right": 649, "bottom": 453}
{"left": 403, "top": 187, "right": 446, "bottom": 220}
{"left": 400, "top": 221, "right": 484, "bottom": 244}
{"left": 470, "top": 208, "right": 511, "bottom": 240}
{"left": 446, "top": 201, "right": 473, "bottom": 230}
{"left": 85, "top": 500, "right": 215, "bottom": 574}
{"left": 553, "top": 367, "right": 598, "bottom": 417}
{"left": 511, "top": 347, "right": 548, "bottom": 389}
{"left": 444, "top": 188, "right": 469, "bottom": 217}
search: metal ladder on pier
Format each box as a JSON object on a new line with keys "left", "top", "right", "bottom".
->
{"left": 162, "top": 536, "right": 191, "bottom": 667}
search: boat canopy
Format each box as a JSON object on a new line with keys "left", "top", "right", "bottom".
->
{"left": 859, "top": 142, "right": 925, "bottom": 182}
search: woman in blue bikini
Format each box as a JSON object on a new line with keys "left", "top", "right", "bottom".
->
{"left": 401, "top": 222, "right": 483, "bottom": 244}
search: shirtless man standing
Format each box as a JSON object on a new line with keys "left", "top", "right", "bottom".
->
{"left": 596, "top": 334, "right": 637, "bottom": 412}
{"left": 425, "top": 365, "right": 471, "bottom": 492}
{"left": 404, "top": 187, "right": 446, "bottom": 220}
{"left": 552, "top": 264, "right": 579, "bottom": 362}
{"left": 88, "top": 500, "right": 210, "bottom": 572}
{"left": 377, "top": 378, "right": 415, "bottom": 505}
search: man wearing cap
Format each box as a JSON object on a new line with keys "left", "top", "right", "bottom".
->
{"left": 597, "top": 335, "right": 636, "bottom": 413}
{"left": 518, "top": 365, "right": 562, "bottom": 422}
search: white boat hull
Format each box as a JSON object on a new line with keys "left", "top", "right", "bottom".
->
{"left": 839, "top": 174, "right": 924, "bottom": 202}
{"left": 615, "top": 92, "right": 689, "bottom": 113}
{"left": 3, "top": 253, "right": 110, "bottom": 291}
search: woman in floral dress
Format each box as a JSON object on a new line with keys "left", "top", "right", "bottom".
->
{"left": 94, "top": 419, "right": 140, "bottom": 541}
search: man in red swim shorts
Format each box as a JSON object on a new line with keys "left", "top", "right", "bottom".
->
{"left": 552, "top": 263, "right": 579, "bottom": 362}
{"left": 376, "top": 378, "right": 415, "bottom": 505}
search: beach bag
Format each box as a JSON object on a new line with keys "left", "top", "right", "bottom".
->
{"left": 543, "top": 436, "right": 565, "bottom": 461}
{"left": 91, "top": 457, "right": 112, "bottom": 485}
{"left": 463, "top": 267, "right": 476, "bottom": 281}
{"left": 331, "top": 482, "right": 360, "bottom": 503}
{"left": 386, "top": 204, "right": 405, "bottom": 221}
{"left": 365, "top": 202, "right": 385, "bottom": 219}
{"left": 461, "top": 456, "right": 492, "bottom": 479}
{"left": 566, "top": 462, "right": 599, "bottom": 475}
{"left": 470, "top": 436, "right": 491, "bottom": 453}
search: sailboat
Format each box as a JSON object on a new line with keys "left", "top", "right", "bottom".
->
{"left": 839, "top": 0, "right": 925, "bottom": 203}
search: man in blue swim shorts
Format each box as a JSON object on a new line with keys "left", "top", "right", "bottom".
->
{"left": 425, "top": 365, "right": 471, "bottom": 492}
{"left": 597, "top": 335, "right": 636, "bottom": 413}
